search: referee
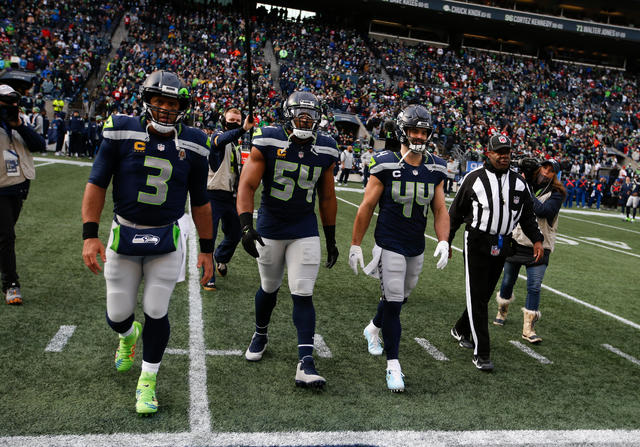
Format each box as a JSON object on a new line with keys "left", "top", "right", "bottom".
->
{"left": 448, "top": 135, "right": 543, "bottom": 371}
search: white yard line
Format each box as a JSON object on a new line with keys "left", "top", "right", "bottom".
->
{"left": 602, "top": 344, "right": 640, "bottom": 367}
{"left": 165, "top": 348, "right": 242, "bottom": 356}
{"left": 44, "top": 325, "right": 76, "bottom": 352}
{"left": 556, "top": 232, "right": 640, "bottom": 258}
{"left": 313, "top": 333, "right": 333, "bottom": 358}
{"left": 560, "top": 214, "right": 640, "bottom": 235}
{"left": 337, "top": 196, "right": 640, "bottom": 332}
{"left": 33, "top": 162, "right": 55, "bottom": 168}
{"left": 509, "top": 341, "right": 553, "bottom": 364}
{"left": 206, "top": 349, "right": 243, "bottom": 356}
{"left": 414, "top": 337, "right": 449, "bottom": 361}
{"left": 33, "top": 156, "right": 93, "bottom": 167}
{"left": 186, "top": 210, "right": 212, "bottom": 435}
{"left": 3, "top": 429, "right": 640, "bottom": 446}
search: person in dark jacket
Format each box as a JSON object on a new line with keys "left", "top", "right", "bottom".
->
{"left": 494, "top": 159, "right": 566, "bottom": 343}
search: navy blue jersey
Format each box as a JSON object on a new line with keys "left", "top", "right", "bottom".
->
{"left": 370, "top": 150, "right": 447, "bottom": 257}
{"left": 252, "top": 126, "right": 339, "bottom": 239}
{"left": 88, "top": 114, "right": 210, "bottom": 226}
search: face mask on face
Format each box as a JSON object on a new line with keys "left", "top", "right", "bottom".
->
{"left": 0, "top": 104, "right": 19, "bottom": 123}
{"left": 224, "top": 121, "right": 241, "bottom": 131}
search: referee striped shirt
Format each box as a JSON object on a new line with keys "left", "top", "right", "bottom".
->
{"left": 448, "top": 162, "right": 542, "bottom": 243}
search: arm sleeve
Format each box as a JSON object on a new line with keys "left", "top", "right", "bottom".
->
{"left": 211, "top": 126, "right": 245, "bottom": 150}
{"left": 15, "top": 123, "right": 45, "bottom": 152}
{"left": 519, "top": 185, "right": 544, "bottom": 244}
{"left": 532, "top": 190, "right": 563, "bottom": 220}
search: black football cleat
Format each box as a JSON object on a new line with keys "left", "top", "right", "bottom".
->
{"left": 450, "top": 327, "right": 474, "bottom": 349}
{"left": 472, "top": 355, "right": 494, "bottom": 372}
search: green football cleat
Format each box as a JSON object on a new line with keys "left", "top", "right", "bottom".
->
{"left": 114, "top": 321, "right": 142, "bottom": 372}
{"left": 136, "top": 371, "right": 158, "bottom": 415}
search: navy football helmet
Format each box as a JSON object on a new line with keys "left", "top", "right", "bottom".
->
{"left": 140, "top": 70, "right": 191, "bottom": 133}
{"left": 396, "top": 105, "right": 433, "bottom": 154}
{"left": 283, "top": 91, "right": 322, "bottom": 140}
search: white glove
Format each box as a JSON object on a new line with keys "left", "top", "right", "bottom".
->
{"left": 433, "top": 240, "right": 449, "bottom": 270}
{"left": 348, "top": 245, "right": 365, "bottom": 275}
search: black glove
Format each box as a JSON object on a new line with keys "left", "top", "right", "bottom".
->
{"left": 323, "top": 225, "right": 338, "bottom": 268}
{"left": 239, "top": 212, "right": 264, "bottom": 258}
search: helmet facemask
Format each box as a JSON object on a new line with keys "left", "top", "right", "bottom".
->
{"left": 141, "top": 81, "right": 190, "bottom": 134}
{"left": 400, "top": 125, "right": 433, "bottom": 154}
{"left": 287, "top": 105, "right": 321, "bottom": 141}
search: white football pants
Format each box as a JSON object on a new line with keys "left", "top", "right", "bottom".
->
{"left": 104, "top": 220, "right": 183, "bottom": 322}
{"left": 256, "top": 236, "right": 321, "bottom": 296}
{"left": 379, "top": 248, "right": 424, "bottom": 303}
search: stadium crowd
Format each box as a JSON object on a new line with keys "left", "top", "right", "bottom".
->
{"left": 2, "top": 1, "right": 639, "bottom": 193}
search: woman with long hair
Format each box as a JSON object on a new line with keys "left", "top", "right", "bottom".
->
{"left": 493, "top": 159, "right": 566, "bottom": 343}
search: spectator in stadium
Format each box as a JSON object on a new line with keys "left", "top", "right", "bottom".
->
{"left": 81, "top": 70, "right": 214, "bottom": 415}
{"left": 575, "top": 175, "right": 588, "bottom": 208}
{"left": 359, "top": 146, "right": 374, "bottom": 188}
{"left": 494, "top": 159, "right": 565, "bottom": 344}
{"left": 338, "top": 145, "right": 354, "bottom": 185}
{"left": 446, "top": 156, "right": 457, "bottom": 195}
{"left": 68, "top": 111, "right": 85, "bottom": 157}
{"left": 202, "top": 107, "right": 255, "bottom": 292}
{"left": 0, "top": 84, "right": 45, "bottom": 305}
{"left": 237, "top": 91, "right": 339, "bottom": 389}
{"left": 624, "top": 177, "right": 640, "bottom": 222}
{"left": 349, "top": 104, "right": 449, "bottom": 392}
{"left": 563, "top": 175, "right": 575, "bottom": 208}
{"left": 448, "top": 135, "right": 543, "bottom": 372}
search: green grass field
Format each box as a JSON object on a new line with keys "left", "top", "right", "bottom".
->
{"left": 0, "top": 156, "right": 639, "bottom": 446}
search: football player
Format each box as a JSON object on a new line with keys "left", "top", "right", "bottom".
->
{"left": 349, "top": 105, "right": 450, "bottom": 392}
{"left": 81, "top": 70, "right": 214, "bottom": 415}
{"left": 237, "top": 91, "right": 339, "bottom": 388}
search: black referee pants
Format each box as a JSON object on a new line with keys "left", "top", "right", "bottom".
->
{"left": 454, "top": 230, "right": 506, "bottom": 359}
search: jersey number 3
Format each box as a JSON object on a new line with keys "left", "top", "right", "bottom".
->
{"left": 138, "top": 156, "right": 173, "bottom": 205}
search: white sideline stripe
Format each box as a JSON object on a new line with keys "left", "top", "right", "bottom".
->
{"left": 44, "top": 325, "right": 76, "bottom": 352}
{"left": 165, "top": 348, "right": 242, "bottom": 356}
{"left": 33, "top": 161, "right": 55, "bottom": 168}
{"left": 602, "top": 344, "right": 640, "bottom": 367}
{"left": 509, "top": 341, "right": 553, "bottom": 364}
{"left": 338, "top": 195, "right": 640, "bottom": 331}
{"left": 33, "top": 156, "right": 93, "bottom": 167}
{"left": 557, "top": 232, "right": 640, "bottom": 258}
{"left": 206, "top": 349, "right": 243, "bottom": 356}
{"left": 165, "top": 348, "right": 188, "bottom": 355}
{"left": 186, "top": 208, "right": 212, "bottom": 434}
{"left": 313, "top": 333, "right": 332, "bottom": 358}
{"left": 560, "top": 214, "right": 640, "bottom": 235}
{"left": 535, "top": 280, "right": 640, "bottom": 331}
{"left": 414, "top": 337, "right": 449, "bottom": 361}
{"left": 4, "top": 429, "right": 640, "bottom": 447}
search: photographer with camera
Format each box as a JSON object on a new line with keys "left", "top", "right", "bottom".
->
{"left": 493, "top": 157, "right": 565, "bottom": 344}
{"left": 0, "top": 84, "right": 45, "bottom": 304}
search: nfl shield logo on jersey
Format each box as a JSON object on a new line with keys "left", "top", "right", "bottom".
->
{"left": 513, "top": 195, "right": 520, "bottom": 205}
{"left": 157, "top": 144, "right": 165, "bottom": 152}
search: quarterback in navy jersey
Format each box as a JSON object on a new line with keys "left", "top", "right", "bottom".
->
{"left": 237, "top": 91, "right": 339, "bottom": 388}
{"left": 349, "top": 105, "right": 450, "bottom": 392}
{"left": 81, "top": 71, "right": 214, "bottom": 415}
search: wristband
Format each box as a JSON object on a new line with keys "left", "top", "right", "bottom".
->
{"left": 199, "top": 238, "right": 214, "bottom": 253}
{"left": 82, "top": 222, "right": 99, "bottom": 240}
{"left": 239, "top": 212, "right": 253, "bottom": 229}
{"left": 323, "top": 225, "right": 336, "bottom": 245}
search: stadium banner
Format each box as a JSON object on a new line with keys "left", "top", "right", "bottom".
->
{"left": 380, "top": 0, "right": 640, "bottom": 43}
